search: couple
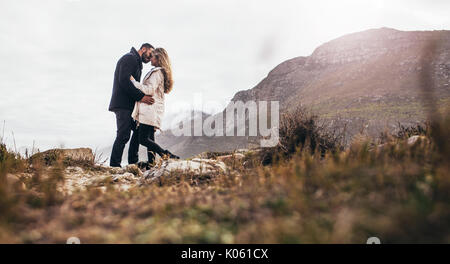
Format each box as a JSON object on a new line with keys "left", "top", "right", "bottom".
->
{"left": 108, "top": 43, "right": 179, "bottom": 168}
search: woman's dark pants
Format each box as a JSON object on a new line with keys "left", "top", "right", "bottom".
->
{"left": 128, "top": 123, "right": 166, "bottom": 165}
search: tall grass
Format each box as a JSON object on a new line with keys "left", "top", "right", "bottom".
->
{"left": 0, "top": 138, "right": 66, "bottom": 240}
{"left": 1, "top": 114, "right": 448, "bottom": 243}
{"left": 260, "top": 107, "right": 345, "bottom": 165}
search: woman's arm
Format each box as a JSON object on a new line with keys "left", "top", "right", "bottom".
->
{"left": 130, "top": 70, "right": 162, "bottom": 96}
{"left": 118, "top": 56, "right": 145, "bottom": 101}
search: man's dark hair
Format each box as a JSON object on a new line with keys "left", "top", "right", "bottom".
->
{"left": 140, "top": 43, "right": 154, "bottom": 50}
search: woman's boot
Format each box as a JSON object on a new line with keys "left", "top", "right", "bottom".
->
{"left": 162, "top": 149, "right": 180, "bottom": 159}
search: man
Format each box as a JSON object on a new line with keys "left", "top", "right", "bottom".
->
{"left": 108, "top": 43, "right": 155, "bottom": 167}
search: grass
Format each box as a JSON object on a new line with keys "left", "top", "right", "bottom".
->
{"left": 310, "top": 96, "right": 450, "bottom": 121}
{"left": 0, "top": 111, "right": 449, "bottom": 243}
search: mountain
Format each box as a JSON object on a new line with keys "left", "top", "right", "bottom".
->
{"left": 103, "top": 28, "right": 450, "bottom": 160}
{"left": 232, "top": 28, "right": 450, "bottom": 132}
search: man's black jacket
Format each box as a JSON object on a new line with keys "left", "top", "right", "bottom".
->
{"left": 108, "top": 47, "right": 145, "bottom": 111}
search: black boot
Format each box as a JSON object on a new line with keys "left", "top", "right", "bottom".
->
{"left": 162, "top": 149, "right": 180, "bottom": 159}
{"left": 137, "top": 161, "right": 150, "bottom": 171}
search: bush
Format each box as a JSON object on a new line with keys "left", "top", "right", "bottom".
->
{"left": 260, "top": 107, "right": 344, "bottom": 165}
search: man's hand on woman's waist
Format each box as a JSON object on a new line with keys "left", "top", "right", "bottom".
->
{"left": 140, "top": 95, "right": 155, "bottom": 105}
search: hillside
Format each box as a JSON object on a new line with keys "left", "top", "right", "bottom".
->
{"left": 2, "top": 112, "right": 449, "bottom": 243}
{"left": 232, "top": 28, "right": 450, "bottom": 132}
{"left": 155, "top": 28, "right": 450, "bottom": 159}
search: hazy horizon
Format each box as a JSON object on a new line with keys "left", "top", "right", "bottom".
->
{"left": 1, "top": 0, "right": 449, "bottom": 153}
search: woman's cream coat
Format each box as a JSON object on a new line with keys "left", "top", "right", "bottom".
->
{"left": 131, "top": 67, "right": 165, "bottom": 129}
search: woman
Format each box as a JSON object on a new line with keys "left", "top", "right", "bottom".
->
{"left": 129, "top": 47, "right": 179, "bottom": 167}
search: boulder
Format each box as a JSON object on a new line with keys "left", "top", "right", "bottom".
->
{"left": 124, "top": 164, "right": 143, "bottom": 177}
{"left": 57, "top": 158, "right": 227, "bottom": 194}
{"left": 142, "top": 158, "right": 227, "bottom": 182}
{"left": 376, "top": 135, "right": 428, "bottom": 151}
{"left": 407, "top": 135, "right": 427, "bottom": 146}
{"left": 61, "top": 165, "right": 142, "bottom": 195}
{"left": 112, "top": 172, "right": 137, "bottom": 182}
{"left": 216, "top": 153, "right": 245, "bottom": 163}
{"left": 30, "top": 148, "right": 94, "bottom": 165}
{"left": 56, "top": 148, "right": 94, "bottom": 160}
{"left": 106, "top": 164, "right": 143, "bottom": 177}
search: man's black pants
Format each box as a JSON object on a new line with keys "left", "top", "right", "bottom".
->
{"left": 110, "top": 109, "right": 136, "bottom": 167}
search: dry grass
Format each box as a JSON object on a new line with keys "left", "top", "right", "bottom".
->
{"left": 0, "top": 112, "right": 449, "bottom": 243}
{"left": 259, "top": 107, "right": 345, "bottom": 165}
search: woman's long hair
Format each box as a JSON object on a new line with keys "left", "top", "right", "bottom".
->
{"left": 153, "top": 48, "right": 173, "bottom": 93}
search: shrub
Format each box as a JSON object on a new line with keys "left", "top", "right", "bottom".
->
{"left": 260, "top": 107, "right": 344, "bottom": 165}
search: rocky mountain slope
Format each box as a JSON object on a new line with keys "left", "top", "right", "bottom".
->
{"left": 232, "top": 28, "right": 449, "bottom": 129}
{"left": 153, "top": 28, "right": 450, "bottom": 159}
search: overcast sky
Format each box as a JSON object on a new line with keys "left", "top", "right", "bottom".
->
{"left": 0, "top": 0, "right": 449, "bottom": 153}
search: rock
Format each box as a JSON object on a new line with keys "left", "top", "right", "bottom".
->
{"left": 216, "top": 153, "right": 245, "bottom": 163}
{"left": 407, "top": 135, "right": 427, "bottom": 145}
{"left": 61, "top": 167, "right": 95, "bottom": 194}
{"left": 108, "top": 166, "right": 126, "bottom": 174}
{"left": 30, "top": 148, "right": 94, "bottom": 165}
{"left": 60, "top": 166, "right": 141, "bottom": 195}
{"left": 112, "top": 172, "right": 136, "bottom": 182}
{"left": 58, "top": 148, "right": 94, "bottom": 161}
{"left": 65, "top": 166, "right": 84, "bottom": 174}
{"left": 375, "top": 135, "right": 428, "bottom": 151}
{"left": 236, "top": 148, "right": 260, "bottom": 154}
{"left": 57, "top": 157, "right": 226, "bottom": 193}
{"left": 143, "top": 158, "right": 227, "bottom": 182}
{"left": 105, "top": 164, "right": 143, "bottom": 176}
{"left": 125, "top": 164, "right": 143, "bottom": 177}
